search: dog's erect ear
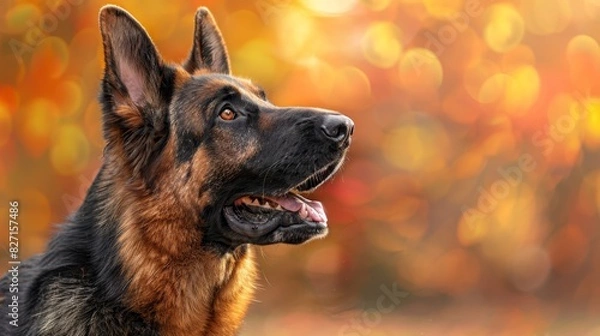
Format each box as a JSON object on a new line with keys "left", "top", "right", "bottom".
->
{"left": 99, "top": 5, "right": 164, "bottom": 109}
{"left": 98, "top": 6, "right": 171, "bottom": 186}
{"left": 183, "top": 7, "right": 231, "bottom": 75}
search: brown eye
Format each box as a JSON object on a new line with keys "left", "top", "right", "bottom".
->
{"left": 219, "top": 108, "right": 236, "bottom": 121}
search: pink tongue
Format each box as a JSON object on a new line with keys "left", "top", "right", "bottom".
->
{"left": 270, "top": 194, "right": 327, "bottom": 223}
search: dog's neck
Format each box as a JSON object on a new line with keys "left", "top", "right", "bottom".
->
{"left": 98, "top": 166, "right": 257, "bottom": 335}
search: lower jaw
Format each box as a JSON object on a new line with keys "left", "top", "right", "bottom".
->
{"left": 222, "top": 207, "right": 329, "bottom": 245}
{"left": 253, "top": 225, "right": 329, "bottom": 245}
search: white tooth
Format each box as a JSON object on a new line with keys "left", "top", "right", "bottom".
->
{"left": 252, "top": 199, "right": 260, "bottom": 206}
{"left": 299, "top": 204, "right": 308, "bottom": 219}
{"left": 276, "top": 205, "right": 283, "bottom": 210}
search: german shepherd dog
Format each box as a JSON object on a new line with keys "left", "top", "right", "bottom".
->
{"left": 0, "top": 5, "right": 353, "bottom": 336}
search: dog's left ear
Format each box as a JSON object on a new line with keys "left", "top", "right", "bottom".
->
{"left": 183, "top": 7, "right": 231, "bottom": 75}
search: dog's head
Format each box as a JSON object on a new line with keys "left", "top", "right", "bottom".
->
{"left": 99, "top": 6, "right": 353, "bottom": 250}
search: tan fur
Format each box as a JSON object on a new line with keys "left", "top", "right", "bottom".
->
{"left": 174, "top": 66, "right": 192, "bottom": 89}
{"left": 115, "top": 105, "right": 144, "bottom": 128}
{"left": 116, "top": 187, "right": 255, "bottom": 334}
{"left": 193, "top": 68, "right": 211, "bottom": 77}
{"left": 204, "top": 248, "right": 257, "bottom": 335}
{"left": 214, "top": 129, "right": 260, "bottom": 165}
{"left": 112, "top": 136, "right": 255, "bottom": 335}
{"left": 118, "top": 212, "right": 256, "bottom": 335}
{"left": 237, "top": 78, "right": 265, "bottom": 99}
{"left": 178, "top": 146, "right": 213, "bottom": 207}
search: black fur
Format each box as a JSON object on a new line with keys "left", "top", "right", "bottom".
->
{"left": 1, "top": 170, "right": 158, "bottom": 335}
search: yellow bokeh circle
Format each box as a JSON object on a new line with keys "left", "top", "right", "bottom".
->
{"left": 504, "top": 66, "right": 540, "bottom": 113}
{"left": 521, "top": 0, "right": 572, "bottom": 36}
{"left": 398, "top": 48, "right": 443, "bottom": 94}
{"left": 19, "top": 99, "right": 59, "bottom": 156}
{"left": 363, "top": 0, "right": 392, "bottom": 11}
{"left": 478, "top": 73, "right": 510, "bottom": 104}
{"left": 382, "top": 116, "right": 449, "bottom": 172}
{"left": 566, "top": 35, "right": 600, "bottom": 91}
{"left": 362, "top": 21, "right": 402, "bottom": 68}
{"left": 0, "top": 104, "right": 11, "bottom": 147}
{"left": 483, "top": 3, "right": 525, "bottom": 53}
{"left": 275, "top": 10, "right": 315, "bottom": 61}
{"left": 301, "top": 0, "right": 358, "bottom": 15}
{"left": 50, "top": 124, "right": 90, "bottom": 176}
{"left": 424, "top": 0, "right": 465, "bottom": 18}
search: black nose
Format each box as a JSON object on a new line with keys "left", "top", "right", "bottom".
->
{"left": 321, "top": 114, "right": 354, "bottom": 144}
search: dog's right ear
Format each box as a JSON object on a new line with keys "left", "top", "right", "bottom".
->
{"left": 183, "top": 7, "right": 231, "bottom": 75}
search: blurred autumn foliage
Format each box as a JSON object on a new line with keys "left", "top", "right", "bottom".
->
{"left": 2, "top": 0, "right": 600, "bottom": 334}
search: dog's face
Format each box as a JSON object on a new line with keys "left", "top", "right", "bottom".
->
{"left": 99, "top": 6, "right": 353, "bottom": 249}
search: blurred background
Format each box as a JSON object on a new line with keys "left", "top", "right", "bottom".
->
{"left": 2, "top": 0, "right": 600, "bottom": 334}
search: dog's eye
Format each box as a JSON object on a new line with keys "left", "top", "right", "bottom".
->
{"left": 219, "top": 108, "right": 236, "bottom": 121}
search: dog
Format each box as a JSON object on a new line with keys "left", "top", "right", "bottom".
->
{"left": 0, "top": 5, "right": 353, "bottom": 335}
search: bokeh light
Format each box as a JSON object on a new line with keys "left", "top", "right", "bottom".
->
{"left": 398, "top": 48, "right": 443, "bottom": 95}
{"left": 0, "top": 103, "right": 12, "bottom": 147}
{"left": 521, "top": 0, "right": 572, "bottom": 36}
{"left": 301, "top": 0, "right": 357, "bottom": 16}
{"left": 483, "top": 3, "right": 524, "bottom": 53}
{"left": 362, "top": 21, "right": 402, "bottom": 68}
{"left": 382, "top": 114, "right": 448, "bottom": 172}
{"left": 50, "top": 124, "right": 90, "bottom": 176}
{"left": 18, "top": 99, "right": 58, "bottom": 156}
{"left": 423, "top": 0, "right": 465, "bottom": 19}
{"left": 567, "top": 34, "right": 600, "bottom": 92}
{"left": 503, "top": 65, "right": 540, "bottom": 113}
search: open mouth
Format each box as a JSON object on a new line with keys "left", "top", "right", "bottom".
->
{"left": 233, "top": 193, "right": 327, "bottom": 224}
{"left": 223, "top": 160, "right": 342, "bottom": 244}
